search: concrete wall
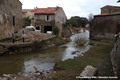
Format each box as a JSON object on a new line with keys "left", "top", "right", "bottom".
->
{"left": 0, "top": 0, "right": 22, "bottom": 38}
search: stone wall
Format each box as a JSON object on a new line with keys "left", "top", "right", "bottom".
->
{"left": 55, "top": 8, "right": 67, "bottom": 36}
{"left": 101, "top": 5, "right": 120, "bottom": 14}
{"left": 0, "top": 0, "right": 22, "bottom": 38}
{"left": 110, "top": 38, "right": 120, "bottom": 78}
{"left": 34, "top": 7, "right": 67, "bottom": 36}
{"left": 92, "top": 14, "right": 120, "bottom": 39}
{"left": 34, "top": 14, "right": 55, "bottom": 33}
{"left": 0, "top": 37, "right": 55, "bottom": 55}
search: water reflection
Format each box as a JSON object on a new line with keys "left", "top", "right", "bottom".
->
{"left": 62, "top": 42, "right": 92, "bottom": 61}
{"left": 0, "top": 30, "right": 91, "bottom": 76}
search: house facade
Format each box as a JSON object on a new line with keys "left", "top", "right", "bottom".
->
{"left": 31, "top": 7, "right": 67, "bottom": 36}
{"left": 0, "top": 0, "right": 22, "bottom": 38}
{"left": 92, "top": 5, "right": 120, "bottom": 39}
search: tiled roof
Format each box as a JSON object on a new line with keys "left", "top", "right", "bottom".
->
{"left": 31, "top": 7, "right": 61, "bottom": 14}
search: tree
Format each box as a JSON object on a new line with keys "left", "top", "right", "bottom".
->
{"left": 68, "top": 16, "right": 88, "bottom": 28}
{"left": 53, "top": 25, "right": 59, "bottom": 36}
{"left": 80, "top": 17, "right": 88, "bottom": 27}
{"left": 68, "top": 16, "right": 80, "bottom": 27}
{"left": 88, "top": 13, "right": 94, "bottom": 27}
{"left": 22, "top": 16, "right": 31, "bottom": 28}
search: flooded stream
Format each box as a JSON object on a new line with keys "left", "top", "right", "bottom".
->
{"left": 0, "top": 30, "right": 91, "bottom": 76}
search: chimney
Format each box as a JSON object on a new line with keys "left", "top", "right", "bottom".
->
{"left": 56, "top": 6, "right": 60, "bottom": 10}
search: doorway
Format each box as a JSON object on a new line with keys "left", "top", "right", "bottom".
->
{"left": 44, "top": 26, "right": 52, "bottom": 33}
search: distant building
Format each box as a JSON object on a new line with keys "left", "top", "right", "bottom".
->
{"left": 22, "top": 6, "right": 67, "bottom": 36}
{"left": 92, "top": 5, "right": 120, "bottom": 39}
{"left": 0, "top": 0, "right": 22, "bottom": 38}
{"left": 101, "top": 5, "right": 120, "bottom": 14}
{"left": 22, "top": 9, "right": 34, "bottom": 19}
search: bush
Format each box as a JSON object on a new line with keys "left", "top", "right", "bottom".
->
{"left": 22, "top": 16, "right": 31, "bottom": 28}
{"left": 74, "top": 37, "right": 87, "bottom": 46}
{"left": 53, "top": 26, "right": 59, "bottom": 36}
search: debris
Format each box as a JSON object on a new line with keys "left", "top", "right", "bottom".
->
{"left": 33, "top": 66, "right": 38, "bottom": 71}
{"left": 80, "top": 65, "right": 97, "bottom": 77}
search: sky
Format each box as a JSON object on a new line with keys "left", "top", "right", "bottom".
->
{"left": 19, "top": 0, "right": 120, "bottom": 19}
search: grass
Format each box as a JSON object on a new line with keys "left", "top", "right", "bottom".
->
{"left": 48, "top": 40, "right": 114, "bottom": 80}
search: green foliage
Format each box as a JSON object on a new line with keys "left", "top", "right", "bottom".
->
{"left": 53, "top": 26, "right": 59, "bottom": 36}
{"left": 74, "top": 37, "right": 87, "bottom": 46}
{"left": 22, "top": 16, "right": 31, "bottom": 28}
{"left": 68, "top": 16, "right": 88, "bottom": 28}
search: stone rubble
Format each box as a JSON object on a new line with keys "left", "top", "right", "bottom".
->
{"left": 0, "top": 71, "right": 47, "bottom": 80}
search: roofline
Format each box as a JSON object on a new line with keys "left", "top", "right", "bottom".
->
{"left": 94, "top": 13, "right": 120, "bottom": 17}
{"left": 18, "top": 0, "right": 22, "bottom": 5}
{"left": 101, "top": 5, "right": 120, "bottom": 9}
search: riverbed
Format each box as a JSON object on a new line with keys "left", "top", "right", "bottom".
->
{"left": 0, "top": 30, "right": 91, "bottom": 76}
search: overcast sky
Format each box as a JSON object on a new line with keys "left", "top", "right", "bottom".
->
{"left": 19, "top": 0, "right": 120, "bottom": 19}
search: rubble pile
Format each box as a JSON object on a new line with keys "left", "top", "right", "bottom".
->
{"left": 0, "top": 71, "right": 47, "bottom": 80}
{"left": 22, "top": 31, "right": 55, "bottom": 42}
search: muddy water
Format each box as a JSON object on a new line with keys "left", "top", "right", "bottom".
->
{"left": 0, "top": 30, "right": 91, "bottom": 76}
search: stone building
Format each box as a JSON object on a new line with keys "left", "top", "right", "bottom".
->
{"left": 32, "top": 7, "right": 67, "bottom": 36}
{"left": 92, "top": 5, "right": 120, "bottom": 39}
{"left": 101, "top": 5, "right": 120, "bottom": 14}
{"left": 0, "top": 0, "right": 22, "bottom": 38}
{"left": 22, "top": 9, "right": 34, "bottom": 19}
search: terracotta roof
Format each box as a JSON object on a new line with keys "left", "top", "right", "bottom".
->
{"left": 31, "top": 7, "right": 62, "bottom": 14}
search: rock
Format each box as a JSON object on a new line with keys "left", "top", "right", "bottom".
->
{"left": 53, "top": 71, "right": 56, "bottom": 73}
{"left": 0, "top": 77, "right": 2, "bottom": 80}
{"left": 34, "top": 73, "right": 40, "bottom": 76}
{"left": 3, "top": 74, "right": 10, "bottom": 78}
{"left": 72, "top": 51, "right": 79, "bottom": 55}
{"left": 1, "top": 77, "right": 7, "bottom": 80}
{"left": 72, "top": 51, "right": 76, "bottom": 55}
{"left": 80, "top": 65, "right": 97, "bottom": 77}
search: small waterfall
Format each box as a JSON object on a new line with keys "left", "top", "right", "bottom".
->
{"left": 70, "top": 30, "right": 90, "bottom": 42}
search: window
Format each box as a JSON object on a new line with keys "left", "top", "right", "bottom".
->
{"left": 13, "top": 16, "right": 15, "bottom": 26}
{"left": 45, "top": 15, "right": 51, "bottom": 21}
